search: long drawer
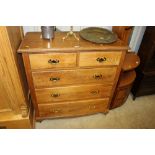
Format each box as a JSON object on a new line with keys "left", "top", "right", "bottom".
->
{"left": 79, "top": 51, "right": 122, "bottom": 67}
{"left": 35, "top": 84, "right": 112, "bottom": 103}
{"left": 38, "top": 98, "right": 109, "bottom": 117}
{"left": 29, "top": 53, "right": 77, "bottom": 69}
{"left": 32, "top": 67, "right": 117, "bottom": 88}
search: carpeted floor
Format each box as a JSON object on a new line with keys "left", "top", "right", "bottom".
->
{"left": 36, "top": 94, "right": 155, "bottom": 129}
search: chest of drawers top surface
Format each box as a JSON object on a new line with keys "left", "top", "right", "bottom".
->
{"left": 18, "top": 32, "right": 128, "bottom": 53}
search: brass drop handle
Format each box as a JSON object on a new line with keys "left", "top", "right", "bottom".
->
{"left": 50, "top": 108, "right": 61, "bottom": 113}
{"left": 54, "top": 109, "right": 61, "bottom": 113}
{"left": 93, "top": 74, "right": 103, "bottom": 79}
{"left": 51, "top": 93, "right": 60, "bottom": 97}
{"left": 48, "top": 59, "right": 59, "bottom": 64}
{"left": 50, "top": 77, "right": 60, "bottom": 82}
{"left": 89, "top": 105, "right": 96, "bottom": 109}
{"left": 91, "top": 90, "right": 100, "bottom": 95}
{"left": 96, "top": 57, "right": 106, "bottom": 63}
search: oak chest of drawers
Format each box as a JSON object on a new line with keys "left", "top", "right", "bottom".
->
{"left": 18, "top": 32, "right": 128, "bottom": 120}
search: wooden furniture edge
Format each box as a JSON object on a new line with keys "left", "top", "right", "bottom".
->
{"left": 22, "top": 53, "right": 39, "bottom": 117}
{"left": 0, "top": 105, "right": 34, "bottom": 129}
{"left": 107, "top": 50, "right": 127, "bottom": 109}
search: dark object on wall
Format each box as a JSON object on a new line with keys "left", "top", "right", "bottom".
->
{"left": 41, "top": 26, "right": 55, "bottom": 40}
{"left": 131, "top": 26, "right": 155, "bottom": 99}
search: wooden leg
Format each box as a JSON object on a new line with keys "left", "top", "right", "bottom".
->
{"left": 37, "top": 119, "right": 43, "bottom": 123}
{"left": 132, "top": 96, "right": 136, "bottom": 101}
{"left": 103, "top": 109, "right": 109, "bottom": 115}
{"left": 0, "top": 126, "right": 6, "bottom": 129}
{"left": 104, "top": 112, "right": 108, "bottom": 115}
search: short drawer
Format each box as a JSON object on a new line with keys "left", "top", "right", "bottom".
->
{"left": 29, "top": 53, "right": 77, "bottom": 69}
{"left": 79, "top": 51, "right": 122, "bottom": 67}
{"left": 32, "top": 67, "right": 117, "bottom": 88}
{"left": 38, "top": 98, "right": 109, "bottom": 117}
{"left": 35, "top": 84, "right": 112, "bottom": 103}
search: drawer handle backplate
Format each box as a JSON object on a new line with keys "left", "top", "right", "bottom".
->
{"left": 51, "top": 93, "right": 60, "bottom": 97}
{"left": 91, "top": 90, "right": 100, "bottom": 95}
{"left": 93, "top": 74, "right": 103, "bottom": 80}
{"left": 50, "top": 77, "right": 60, "bottom": 82}
{"left": 89, "top": 105, "right": 96, "bottom": 109}
{"left": 50, "top": 108, "right": 61, "bottom": 113}
{"left": 96, "top": 57, "right": 107, "bottom": 63}
{"left": 48, "top": 59, "right": 59, "bottom": 64}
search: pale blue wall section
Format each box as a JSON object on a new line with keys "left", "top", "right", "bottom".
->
{"left": 129, "top": 26, "right": 146, "bottom": 53}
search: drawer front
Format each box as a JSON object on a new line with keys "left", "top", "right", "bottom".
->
{"left": 29, "top": 53, "right": 77, "bottom": 69}
{"left": 38, "top": 98, "right": 109, "bottom": 117}
{"left": 36, "top": 84, "right": 112, "bottom": 103}
{"left": 32, "top": 67, "right": 117, "bottom": 88}
{"left": 79, "top": 51, "right": 122, "bottom": 67}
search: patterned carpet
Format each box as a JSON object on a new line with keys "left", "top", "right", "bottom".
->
{"left": 36, "top": 94, "right": 155, "bottom": 129}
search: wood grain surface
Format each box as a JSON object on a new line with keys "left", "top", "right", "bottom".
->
{"left": 19, "top": 32, "right": 128, "bottom": 119}
{"left": 18, "top": 32, "right": 129, "bottom": 53}
{"left": 29, "top": 53, "right": 77, "bottom": 69}
{"left": 32, "top": 67, "right": 117, "bottom": 88}
{"left": 79, "top": 51, "right": 122, "bottom": 67}
{"left": 38, "top": 98, "right": 109, "bottom": 118}
{"left": 35, "top": 84, "right": 112, "bottom": 103}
